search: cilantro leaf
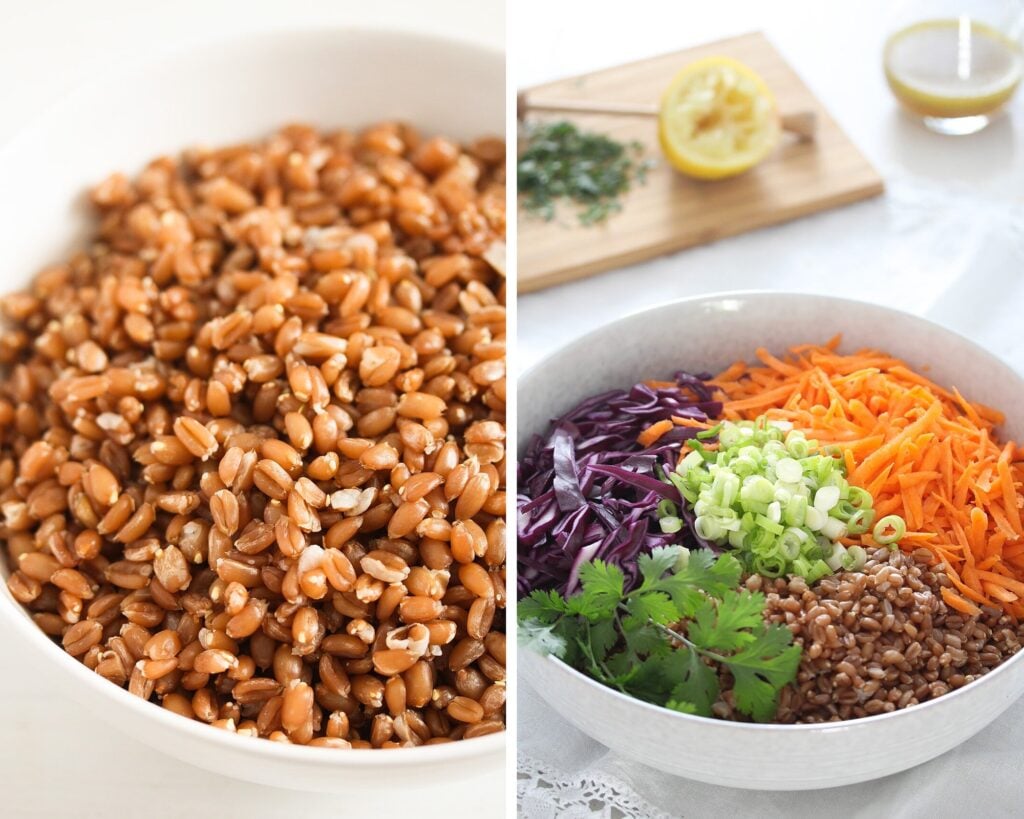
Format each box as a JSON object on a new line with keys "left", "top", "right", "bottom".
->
{"left": 623, "top": 591, "right": 680, "bottom": 629}
{"left": 687, "top": 589, "right": 766, "bottom": 652}
{"left": 668, "top": 647, "right": 720, "bottom": 718}
{"left": 556, "top": 618, "right": 584, "bottom": 667}
{"left": 603, "top": 649, "right": 637, "bottom": 682}
{"left": 675, "top": 550, "right": 743, "bottom": 597}
{"left": 517, "top": 619, "right": 568, "bottom": 658}
{"left": 651, "top": 552, "right": 744, "bottom": 617}
{"left": 623, "top": 651, "right": 679, "bottom": 703}
{"left": 656, "top": 580, "right": 705, "bottom": 619}
{"left": 518, "top": 588, "right": 570, "bottom": 624}
{"left": 576, "top": 560, "right": 625, "bottom": 620}
{"left": 626, "top": 644, "right": 719, "bottom": 714}
{"left": 575, "top": 619, "right": 622, "bottom": 687}
{"left": 588, "top": 618, "right": 620, "bottom": 661}
{"left": 622, "top": 621, "right": 670, "bottom": 658}
{"left": 637, "top": 545, "right": 683, "bottom": 587}
{"left": 517, "top": 549, "right": 802, "bottom": 725}
{"left": 724, "top": 624, "right": 802, "bottom": 723}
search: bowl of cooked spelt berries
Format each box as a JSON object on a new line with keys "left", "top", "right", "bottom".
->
{"left": 0, "top": 28, "right": 506, "bottom": 800}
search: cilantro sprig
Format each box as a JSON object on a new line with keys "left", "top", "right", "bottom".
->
{"left": 519, "top": 547, "right": 801, "bottom": 722}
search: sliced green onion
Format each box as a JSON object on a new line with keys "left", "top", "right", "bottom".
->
{"left": 667, "top": 471, "right": 696, "bottom": 504}
{"left": 676, "top": 450, "right": 704, "bottom": 476}
{"left": 696, "top": 423, "right": 722, "bottom": 440}
{"left": 792, "top": 556, "right": 812, "bottom": 577}
{"left": 873, "top": 514, "right": 907, "bottom": 546}
{"left": 786, "top": 432, "right": 811, "bottom": 458}
{"left": 741, "top": 476, "right": 775, "bottom": 505}
{"left": 753, "top": 554, "right": 787, "bottom": 578}
{"left": 814, "top": 485, "right": 840, "bottom": 514}
{"left": 848, "top": 486, "right": 872, "bottom": 509}
{"left": 666, "top": 415, "right": 889, "bottom": 582}
{"left": 779, "top": 528, "right": 806, "bottom": 560}
{"left": 718, "top": 425, "right": 743, "bottom": 448}
{"left": 750, "top": 527, "right": 776, "bottom": 551}
{"left": 687, "top": 439, "right": 716, "bottom": 463}
{"left": 721, "top": 473, "right": 740, "bottom": 507}
{"left": 775, "top": 457, "right": 802, "bottom": 483}
{"left": 755, "top": 514, "right": 784, "bottom": 536}
{"left": 846, "top": 508, "right": 875, "bottom": 535}
{"left": 743, "top": 499, "right": 769, "bottom": 516}
{"left": 821, "top": 517, "right": 847, "bottom": 541}
{"left": 784, "top": 495, "right": 808, "bottom": 527}
{"left": 694, "top": 516, "right": 724, "bottom": 541}
{"left": 841, "top": 545, "right": 867, "bottom": 571}
{"left": 732, "top": 455, "right": 758, "bottom": 477}
{"left": 805, "top": 506, "right": 826, "bottom": 532}
{"left": 824, "top": 544, "right": 847, "bottom": 572}
{"left": 806, "top": 559, "right": 832, "bottom": 583}
{"left": 831, "top": 499, "right": 857, "bottom": 521}
{"left": 801, "top": 539, "right": 824, "bottom": 561}
{"left": 659, "top": 516, "right": 683, "bottom": 534}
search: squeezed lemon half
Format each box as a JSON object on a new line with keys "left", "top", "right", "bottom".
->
{"left": 658, "top": 57, "right": 780, "bottom": 180}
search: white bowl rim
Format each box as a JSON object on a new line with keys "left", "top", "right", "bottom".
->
{"left": 519, "top": 289, "right": 1024, "bottom": 732}
{"left": 0, "top": 25, "right": 503, "bottom": 767}
{"left": 518, "top": 290, "right": 1023, "bottom": 395}
{"left": 0, "top": 25, "right": 505, "bottom": 160}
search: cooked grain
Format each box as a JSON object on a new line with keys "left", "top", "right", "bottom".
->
{"left": 1, "top": 122, "right": 505, "bottom": 747}
{"left": 714, "top": 548, "right": 1024, "bottom": 723}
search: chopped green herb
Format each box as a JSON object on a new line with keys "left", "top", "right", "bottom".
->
{"left": 517, "top": 120, "right": 652, "bottom": 225}
{"left": 519, "top": 546, "right": 801, "bottom": 721}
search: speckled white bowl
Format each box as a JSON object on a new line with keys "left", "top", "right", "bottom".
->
{"left": 519, "top": 292, "right": 1024, "bottom": 790}
{"left": 0, "top": 28, "right": 504, "bottom": 804}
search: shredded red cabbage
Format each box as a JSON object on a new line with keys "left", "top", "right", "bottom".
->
{"left": 517, "top": 372, "right": 722, "bottom": 596}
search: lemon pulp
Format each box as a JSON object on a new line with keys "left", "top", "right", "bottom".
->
{"left": 884, "top": 18, "right": 1023, "bottom": 120}
{"left": 658, "top": 57, "right": 780, "bottom": 180}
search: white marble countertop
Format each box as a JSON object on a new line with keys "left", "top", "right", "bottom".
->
{"left": 0, "top": 2, "right": 504, "bottom": 817}
{"left": 516, "top": 1, "right": 1024, "bottom": 816}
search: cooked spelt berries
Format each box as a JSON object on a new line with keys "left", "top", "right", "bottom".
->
{"left": 0, "top": 122, "right": 506, "bottom": 747}
{"left": 712, "top": 548, "right": 1024, "bottom": 723}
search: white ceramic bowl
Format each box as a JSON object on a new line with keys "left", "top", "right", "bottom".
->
{"left": 0, "top": 28, "right": 504, "bottom": 802}
{"left": 519, "top": 292, "right": 1024, "bottom": 791}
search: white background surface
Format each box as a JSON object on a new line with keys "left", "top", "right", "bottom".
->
{"left": 516, "top": 0, "right": 1024, "bottom": 817}
{"left": 0, "top": 1, "right": 504, "bottom": 818}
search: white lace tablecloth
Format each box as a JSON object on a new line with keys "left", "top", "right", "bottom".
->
{"left": 517, "top": 680, "right": 1024, "bottom": 818}
{"left": 516, "top": 1, "right": 1024, "bottom": 815}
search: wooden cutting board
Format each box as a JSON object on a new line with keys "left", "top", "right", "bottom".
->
{"left": 518, "top": 32, "right": 884, "bottom": 293}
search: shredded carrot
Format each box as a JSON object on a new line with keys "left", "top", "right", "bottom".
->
{"left": 671, "top": 416, "right": 711, "bottom": 430}
{"left": 637, "top": 419, "right": 673, "bottom": 448}
{"left": 983, "top": 582, "right": 1019, "bottom": 604}
{"left": 977, "top": 570, "right": 1024, "bottom": 598}
{"left": 942, "top": 587, "right": 983, "bottom": 616}
{"left": 715, "top": 340, "right": 1024, "bottom": 616}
